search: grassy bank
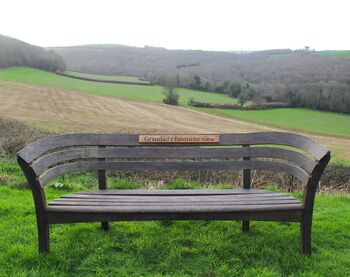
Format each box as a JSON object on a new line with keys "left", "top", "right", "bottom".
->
{"left": 199, "top": 108, "right": 350, "bottom": 138}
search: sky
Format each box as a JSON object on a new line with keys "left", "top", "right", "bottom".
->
{"left": 1, "top": 0, "right": 349, "bottom": 51}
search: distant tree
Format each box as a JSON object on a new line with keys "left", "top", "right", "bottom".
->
{"left": 203, "top": 82, "right": 210, "bottom": 91}
{"left": 238, "top": 96, "right": 247, "bottom": 107}
{"left": 223, "top": 80, "right": 230, "bottom": 91}
{"left": 190, "top": 75, "right": 202, "bottom": 90}
{"left": 264, "top": 95, "right": 273, "bottom": 102}
{"left": 237, "top": 83, "right": 252, "bottom": 107}
{"left": 0, "top": 34, "right": 66, "bottom": 72}
{"left": 162, "top": 86, "right": 179, "bottom": 105}
{"left": 229, "top": 82, "right": 241, "bottom": 98}
{"left": 176, "top": 74, "right": 180, "bottom": 86}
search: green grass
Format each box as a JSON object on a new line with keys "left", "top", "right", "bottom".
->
{"left": 0, "top": 159, "right": 349, "bottom": 275}
{"left": 0, "top": 183, "right": 349, "bottom": 276}
{"left": 0, "top": 67, "right": 240, "bottom": 106}
{"left": 199, "top": 108, "right": 350, "bottom": 138}
{"left": 317, "top": 50, "right": 350, "bottom": 57}
{"left": 64, "top": 70, "right": 150, "bottom": 83}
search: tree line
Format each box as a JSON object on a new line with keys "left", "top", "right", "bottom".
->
{"left": 155, "top": 74, "right": 350, "bottom": 114}
{"left": 0, "top": 34, "right": 65, "bottom": 72}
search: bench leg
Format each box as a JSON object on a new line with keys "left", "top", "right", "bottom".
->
{"left": 300, "top": 220, "right": 312, "bottom": 255}
{"left": 101, "top": 222, "right": 109, "bottom": 231}
{"left": 38, "top": 221, "right": 50, "bottom": 253}
{"left": 242, "top": 221, "right": 250, "bottom": 232}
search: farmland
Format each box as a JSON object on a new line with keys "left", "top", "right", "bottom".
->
{"left": 0, "top": 80, "right": 265, "bottom": 134}
{"left": 317, "top": 50, "right": 350, "bottom": 57}
{"left": 1, "top": 67, "right": 350, "bottom": 139}
{"left": 0, "top": 79, "right": 350, "bottom": 163}
{"left": 201, "top": 108, "right": 350, "bottom": 138}
{"left": 0, "top": 67, "right": 241, "bottom": 106}
{"left": 64, "top": 70, "right": 150, "bottom": 84}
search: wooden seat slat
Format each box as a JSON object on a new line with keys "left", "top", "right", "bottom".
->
{"left": 48, "top": 189, "right": 301, "bottom": 211}
{"left": 77, "top": 188, "right": 276, "bottom": 195}
{"left": 46, "top": 203, "right": 303, "bottom": 213}
{"left": 48, "top": 200, "right": 301, "bottom": 206}
{"left": 59, "top": 194, "right": 295, "bottom": 201}
{"left": 52, "top": 196, "right": 297, "bottom": 202}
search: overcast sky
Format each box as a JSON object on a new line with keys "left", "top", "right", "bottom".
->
{"left": 1, "top": 0, "right": 349, "bottom": 51}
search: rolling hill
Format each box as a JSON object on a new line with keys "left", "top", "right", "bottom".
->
{"left": 0, "top": 67, "right": 350, "bottom": 163}
{"left": 51, "top": 44, "right": 350, "bottom": 88}
{"left": 0, "top": 67, "right": 241, "bottom": 106}
{"left": 51, "top": 44, "right": 350, "bottom": 114}
{"left": 0, "top": 67, "right": 349, "bottom": 138}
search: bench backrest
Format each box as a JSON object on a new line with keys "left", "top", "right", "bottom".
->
{"left": 17, "top": 132, "right": 329, "bottom": 190}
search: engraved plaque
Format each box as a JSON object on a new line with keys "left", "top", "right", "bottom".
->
{"left": 139, "top": 134, "right": 220, "bottom": 144}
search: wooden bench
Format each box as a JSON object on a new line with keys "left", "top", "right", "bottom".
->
{"left": 17, "top": 132, "right": 330, "bottom": 254}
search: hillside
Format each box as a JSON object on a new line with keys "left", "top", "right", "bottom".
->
{"left": 51, "top": 44, "right": 350, "bottom": 113}
{"left": 0, "top": 34, "right": 65, "bottom": 72}
{"left": 51, "top": 45, "right": 350, "bottom": 88}
{"left": 0, "top": 67, "right": 349, "bottom": 137}
{"left": 0, "top": 69, "right": 350, "bottom": 163}
{"left": 0, "top": 67, "right": 241, "bottom": 106}
{"left": 0, "top": 79, "right": 265, "bottom": 134}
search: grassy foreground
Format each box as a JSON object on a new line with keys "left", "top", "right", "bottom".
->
{"left": 0, "top": 185, "right": 349, "bottom": 276}
{"left": 0, "top": 67, "right": 240, "bottom": 106}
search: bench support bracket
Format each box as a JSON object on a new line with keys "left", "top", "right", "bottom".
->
{"left": 242, "top": 145, "right": 251, "bottom": 232}
{"left": 99, "top": 146, "right": 110, "bottom": 231}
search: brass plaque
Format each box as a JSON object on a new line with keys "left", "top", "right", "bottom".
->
{"left": 139, "top": 135, "right": 220, "bottom": 144}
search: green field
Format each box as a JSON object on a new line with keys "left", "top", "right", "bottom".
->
{"left": 201, "top": 108, "right": 350, "bottom": 138}
{"left": 64, "top": 70, "right": 150, "bottom": 84}
{"left": 0, "top": 67, "right": 240, "bottom": 106}
{"left": 0, "top": 172, "right": 349, "bottom": 276}
{"left": 317, "top": 50, "right": 350, "bottom": 57}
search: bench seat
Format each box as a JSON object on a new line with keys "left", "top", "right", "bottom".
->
{"left": 46, "top": 189, "right": 303, "bottom": 224}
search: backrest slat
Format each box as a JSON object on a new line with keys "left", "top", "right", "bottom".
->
{"left": 17, "top": 132, "right": 329, "bottom": 189}
{"left": 31, "top": 146, "right": 317, "bottom": 176}
{"left": 18, "top": 132, "right": 328, "bottom": 163}
{"left": 38, "top": 160, "right": 310, "bottom": 188}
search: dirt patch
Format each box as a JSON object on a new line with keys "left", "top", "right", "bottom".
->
{"left": 0, "top": 81, "right": 268, "bottom": 133}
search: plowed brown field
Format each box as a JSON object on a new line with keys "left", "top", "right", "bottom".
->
{"left": 0, "top": 80, "right": 349, "bottom": 161}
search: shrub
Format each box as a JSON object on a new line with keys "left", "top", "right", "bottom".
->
{"left": 321, "top": 163, "right": 350, "bottom": 192}
{"left": 162, "top": 87, "right": 179, "bottom": 105}
{"left": 0, "top": 117, "right": 46, "bottom": 158}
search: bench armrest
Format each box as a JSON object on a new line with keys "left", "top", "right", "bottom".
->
{"left": 303, "top": 152, "right": 330, "bottom": 211}
{"left": 17, "top": 156, "right": 47, "bottom": 215}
